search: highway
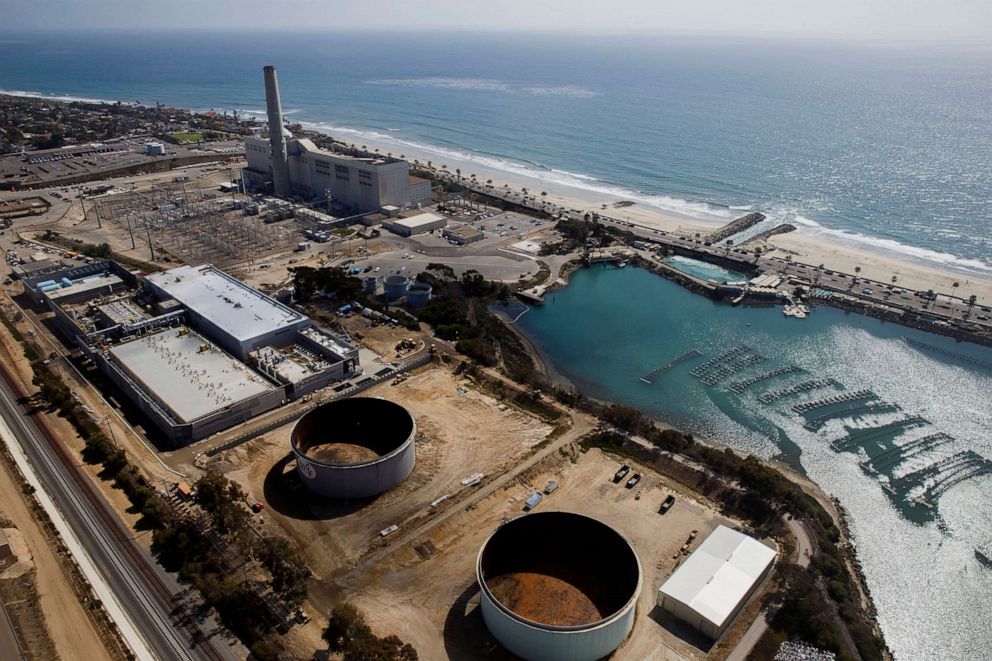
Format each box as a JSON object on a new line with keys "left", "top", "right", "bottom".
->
{"left": 0, "top": 368, "right": 224, "bottom": 661}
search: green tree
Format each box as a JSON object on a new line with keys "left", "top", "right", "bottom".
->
{"left": 258, "top": 535, "right": 311, "bottom": 607}
{"left": 193, "top": 472, "right": 250, "bottom": 536}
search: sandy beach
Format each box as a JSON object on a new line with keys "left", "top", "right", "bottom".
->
{"left": 319, "top": 127, "right": 992, "bottom": 306}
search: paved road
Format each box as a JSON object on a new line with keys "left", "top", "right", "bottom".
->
{"left": 726, "top": 515, "right": 813, "bottom": 661}
{"left": 355, "top": 406, "right": 595, "bottom": 573}
{"left": 0, "top": 370, "right": 222, "bottom": 661}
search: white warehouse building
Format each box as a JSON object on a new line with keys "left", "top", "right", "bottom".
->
{"left": 144, "top": 264, "right": 309, "bottom": 361}
{"left": 657, "top": 525, "right": 776, "bottom": 640}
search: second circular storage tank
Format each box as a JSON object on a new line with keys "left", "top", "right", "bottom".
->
{"left": 406, "top": 282, "right": 433, "bottom": 307}
{"left": 383, "top": 274, "right": 410, "bottom": 301}
{"left": 290, "top": 397, "right": 416, "bottom": 499}
{"left": 476, "top": 511, "right": 642, "bottom": 661}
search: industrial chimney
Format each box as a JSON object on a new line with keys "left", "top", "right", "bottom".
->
{"left": 263, "top": 65, "right": 291, "bottom": 197}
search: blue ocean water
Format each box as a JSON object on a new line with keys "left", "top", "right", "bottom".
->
{"left": 518, "top": 265, "right": 992, "bottom": 661}
{"left": 1, "top": 30, "right": 990, "bottom": 272}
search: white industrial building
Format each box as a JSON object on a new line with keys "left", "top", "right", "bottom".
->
{"left": 657, "top": 525, "right": 776, "bottom": 639}
{"left": 243, "top": 66, "right": 432, "bottom": 212}
{"left": 105, "top": 329, "right": 285, "bottom": 440}
{"left": 382, "top": 212, "right": 447, "bottom": 237}
{"left": 22, "top": 260, "right": 361, "bottom": 445}
{"left": 144, "top": 264, "right": 309, "bottom": 361}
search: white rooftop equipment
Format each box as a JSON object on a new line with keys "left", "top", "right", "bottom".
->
{"left": 108, "top": 329, "right": 275, "bottom": 423}
{"left": 657, "top": 525, "right": 776, "bottom": 639}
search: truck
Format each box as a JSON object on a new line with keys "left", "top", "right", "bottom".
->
{"left": 543, "top": 480, "right": 559, "bottom": 495}
{"left": 295, "top": 241, "right": 310, "bottom": 252}
{"left": 659, "top": 494, "right": 676, "bottom": 514}
{"left": 523, "top": 492, "right": 543, "bottom": 511}
{"left": 613, "top": 464, "right": 631, "bottom": 484}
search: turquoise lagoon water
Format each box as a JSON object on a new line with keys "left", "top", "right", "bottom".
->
{"left": 517, "top": 265, "right": 992, "bottom": 661}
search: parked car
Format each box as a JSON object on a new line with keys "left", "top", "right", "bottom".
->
{"left": 659, "top": 494, "right": 676, "bottom": 514}
{"left": 625, "top": 473, "right": 642, "bottom": 489}
{"left": 613, "top": 465, "right": 630, "bottom": 484}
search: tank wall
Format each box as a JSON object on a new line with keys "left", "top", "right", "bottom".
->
{"left": 479, "top": 589, "right": 636, "bottom": 661}
{"left": 293, "top": 432, "right": 416, "bottom": 498}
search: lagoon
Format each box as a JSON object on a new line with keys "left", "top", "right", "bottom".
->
{"left": 517, "top": 265, "right": 992, "bottom": 661}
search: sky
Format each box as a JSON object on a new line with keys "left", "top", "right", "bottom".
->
{"left": 2, "top": 0, "right": 991, "bottom": 40}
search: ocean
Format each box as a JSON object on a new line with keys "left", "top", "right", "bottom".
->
{"left": 517, "top": 264, "right": 992, "bottom": 661}
{"left": 3, "top": 29, "right": 991, "bottom": 658}
{"left": 1, "top": 30, "right": 990, "bottom": 273}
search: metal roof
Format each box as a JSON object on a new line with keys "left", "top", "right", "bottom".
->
{"left": 659, "top": 525, "right": 776, "bottom": 629}
{"left": 109, "top": 329, "right": 274, "bottom": 422}
{"left": 145, "top": 265, "right": 305, "bottom": 342}
{"left": 390, "top": 212, "right": 444, "bottom": 229}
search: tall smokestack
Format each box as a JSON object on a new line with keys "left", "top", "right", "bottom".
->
{"left": 263, "top": 65, "right": 291, "bottom": 197}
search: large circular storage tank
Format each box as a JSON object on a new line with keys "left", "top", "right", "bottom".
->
{"left": 476, "top": 512, "right": 642, "bottom": 661}
{"left": 383, "top": 274, "right": 410, "bottom": 301}
{"left": 406, "top": 282, "right": 433, "bottom": 308}
{"left": 290, "top": 398, "right": 416, "bottom": 499}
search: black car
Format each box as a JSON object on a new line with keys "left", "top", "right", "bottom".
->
{"left": 625, "top": 473, "right": 642, "bottom": 489}
{"left": 659, "top": 494, "right": 676, "bottom": 514}
{"left": 613, "top": 465, "right": 630, "bottom": 483}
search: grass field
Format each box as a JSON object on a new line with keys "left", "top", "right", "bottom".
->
{"left": 167, "top": 132, "right": 205, "bottom": 143}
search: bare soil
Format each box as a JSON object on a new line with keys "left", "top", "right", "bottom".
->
{"left": 488, "top": 572, "right": 602, "bottom": 626}
{"left": 305, "top": 442, "right": 379, "bottom": 464}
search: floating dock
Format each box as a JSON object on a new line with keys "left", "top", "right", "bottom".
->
{"left": 696, "top": 354, "right": 768, "bottom": 386}
{"left": 640, "top": 349, "right": 703, "bottom": 384}
{"left": 902, "top": 337, "right": 992, "bottom": 371}
{"left": 793, "top": 389, "right": 876, "bottom": 414}
{"left": 758, "top": 378, "right": 840, "bottom": 404}
{"left": 860, "top": 432, "right": 954, "bottom": 473}
{"left": 830, "top": 416, "right": 930, "bottom": 452}
{"left": 804, "top": 401, "right": 899, "bottom": 431}
{"left": 729, "top": 365, "right": 802, "bottom": 393}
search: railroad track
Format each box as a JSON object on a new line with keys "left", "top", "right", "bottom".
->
{"left": 0, "top": 364, "right": 228, "bottom": 661}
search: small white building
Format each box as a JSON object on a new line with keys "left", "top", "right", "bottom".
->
{"left": 658, "top": 525, "right": 776, "bottom": 639}
{"left": 145, "top": 142, "right": 165, "bottom": 156}
{"left": 382, "top": 212, "right": 447, "bottom": 237}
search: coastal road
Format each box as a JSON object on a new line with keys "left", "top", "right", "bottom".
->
{"left": 726, "top": 515, "right": 813, "bottom": 661}
{"left": 0, "top": 369, "right": 226, "bottom": 661}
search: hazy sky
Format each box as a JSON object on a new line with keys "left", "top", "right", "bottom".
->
{"left": 3, "top": 0, "right": 991, "bottom": 40}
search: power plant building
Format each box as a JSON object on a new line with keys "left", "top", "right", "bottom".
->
{"left": 657, "top": 525, "right": 776, "bottom": 640}
{"left": 244, "top": 66, "right": 431, "bottom": 212}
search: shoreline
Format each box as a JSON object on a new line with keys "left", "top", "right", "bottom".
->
{"left": 311, "top": 123, "right": 992, "bottom": 305}
{"left": 3, "top": 87, "right": 989, "bottom": 301}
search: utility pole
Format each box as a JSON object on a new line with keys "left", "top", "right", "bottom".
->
{"left": 78, "top": 189, "right": 88, "bottom": 222}
{"left": 145, "top": 222, "right": 156, "bottom": 261}
{"left": 125, "top": 213, "right": 136, "bottom": 249}
{"left": 93, "top": 197, "right": 102, "bottom": 229}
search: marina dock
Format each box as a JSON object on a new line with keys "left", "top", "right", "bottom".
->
{"left": 640, "top": 349, "right": 702, "bottom": 384}
{"left": 757, "top": 378, "right": 840, "bottom": 404}
{"left": 830, "top": 416, "right": 930, "bottom": 452}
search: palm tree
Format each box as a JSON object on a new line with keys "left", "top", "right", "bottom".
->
{"left": 968, "top": 294, "right": 977, "bottom": 310}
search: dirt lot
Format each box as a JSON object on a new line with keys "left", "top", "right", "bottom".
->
{"left": 313, "top": 446, "right": 775, "bottom": 661}
{"left": 0, "top": 455, "right": 113, "bottom": 661}
{"left": 214, "top": 365, "right": 553, "bottom": 581}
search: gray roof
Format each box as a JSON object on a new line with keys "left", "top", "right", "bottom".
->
{"left": 109, "top": 329, "right": 274, "bottom": 422}
{"left": 145, "top": 265, "right": 306, "bottom": 342}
